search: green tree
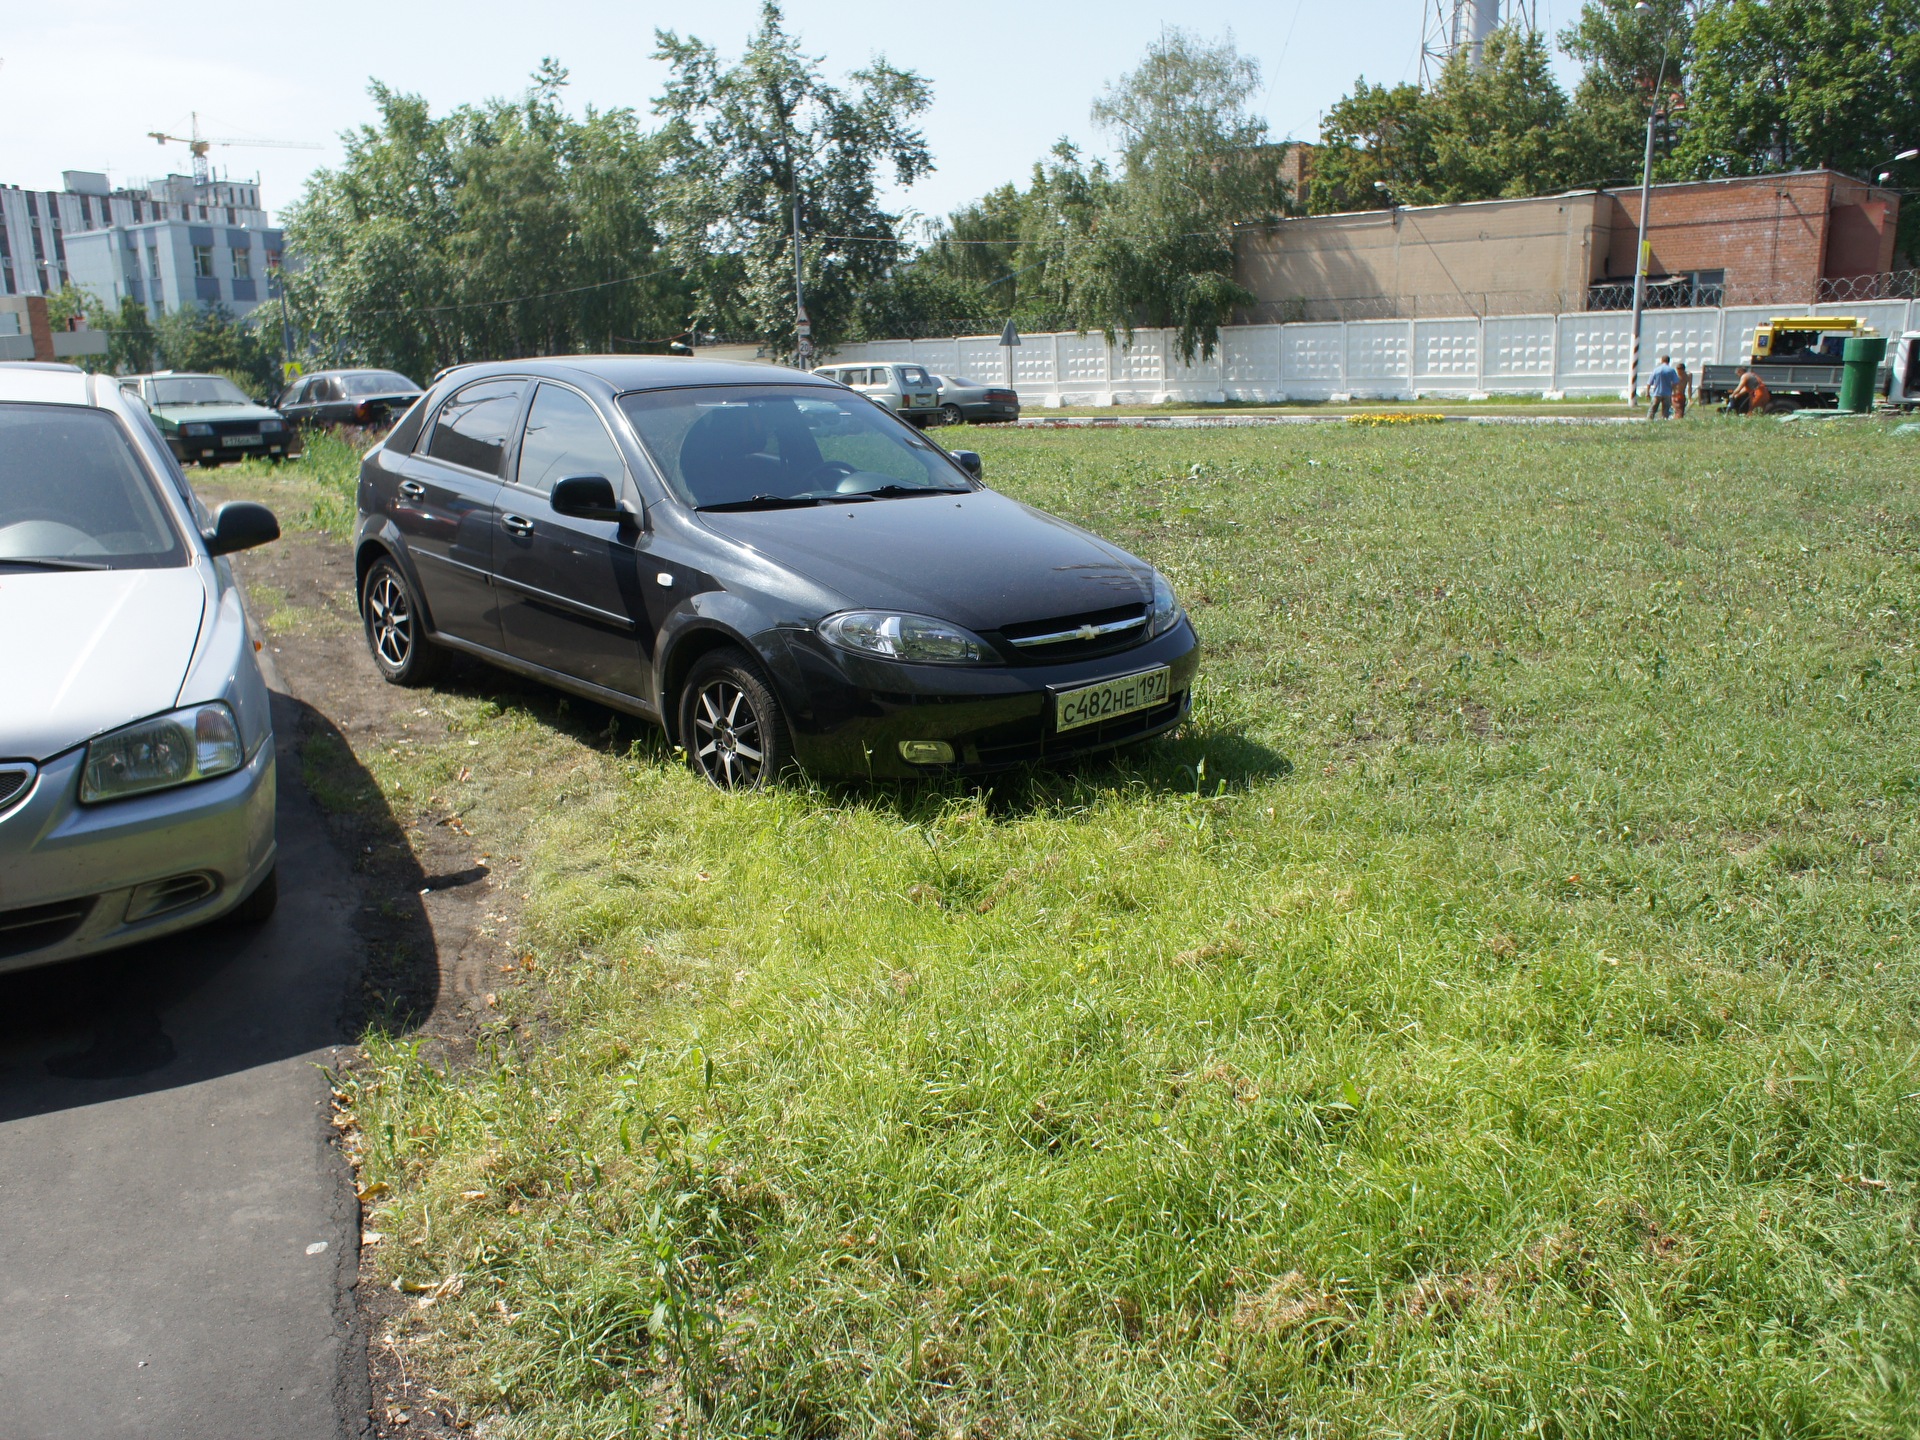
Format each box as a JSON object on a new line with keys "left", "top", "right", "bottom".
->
{"left": 1423, "top": 28, "right": 1587, "bottom": 200}
{"left": 1678, "top": 0, "right": 1920, "bottom": 189}
{"left": 152, "top": 304, "right": 283, "bottom": 399}
{"left": 1560, "top": 0, "right": 1696, "bottom": 186}
{"left": 285, "top": 63, "right": 681, "bottom": 379}
{"left": 1307, "top": 80, "right": 1435, "bottom": 211}
{"left": 651, "top": 2, "right": 933, "bottom": 358}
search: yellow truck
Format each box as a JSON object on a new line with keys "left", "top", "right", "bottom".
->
{"left": 1699, "top": 316, "right": 1890, "bottom": 408}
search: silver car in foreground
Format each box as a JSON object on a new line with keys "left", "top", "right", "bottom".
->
{"left": 0, "top": 363, "right": 281, "bottom": 973}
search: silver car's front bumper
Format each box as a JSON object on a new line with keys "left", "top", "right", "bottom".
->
{"left": 0, "top": 738, "right": 277, "bottom": 974}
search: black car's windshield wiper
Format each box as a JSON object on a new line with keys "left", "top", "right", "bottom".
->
{"left": 0, "top": 555, "right": 109, "bottom": 571}
{"left": 697, "top": 494, "right": 832, "bottom": 512}
{"left": 858, "top": 483, "right": 967, "bottom": 499}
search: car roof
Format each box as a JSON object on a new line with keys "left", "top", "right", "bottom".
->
{"left": 0, "top": 363, "right": 100, "bottom": 407}
{"left": 433, "top": 355, "right": 841, "bottom": 394}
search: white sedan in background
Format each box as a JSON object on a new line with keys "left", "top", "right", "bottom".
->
{"left": 0, "top": 363, "right": 282, "bottom": 972}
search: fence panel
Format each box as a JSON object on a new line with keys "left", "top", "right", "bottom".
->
{"left": 1412, "top": 317, "right": 1481, "bottom": 389}
{"left": 1481, "top": 316, "right": 1554, "bottom": 384}
{"left": 1283, "top": 324, "right": 1344, "bottom": 392}
{"left": 1222, "top": 325, "right": 1282, "bottom": 399}
{"left": 1344, "top": 321, "right": 1410, "bottom": 387}
{"left": 1557, "top": 312, "right": 1631, "bottom": 384}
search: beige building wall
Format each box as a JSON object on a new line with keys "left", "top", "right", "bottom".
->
{"left": 1235, "top": 192, "right": 1612, "bottom": 321}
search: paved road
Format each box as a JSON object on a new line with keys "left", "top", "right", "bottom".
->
{"left": 0, "top": 690, "right": 368, "bottom": 1440}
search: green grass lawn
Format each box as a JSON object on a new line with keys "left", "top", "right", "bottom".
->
{"left": 322, "top": 418, "right": 1919, "bottom": 1437}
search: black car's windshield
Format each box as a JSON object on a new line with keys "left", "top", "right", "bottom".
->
{"left": 617, "top": 385, "right": 973, "bottom": 510}
{"left": 343, "top": 371, "right": 420, "bottom": 396}
{"left": 148, "top": 375, "right": 252, "bottom": 407}
{"left": 0, "top": 405, "right": 186, "bottom": 569}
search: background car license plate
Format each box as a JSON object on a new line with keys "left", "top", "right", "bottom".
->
{"left": 1055, "top": 666, "right": 1171, "bottom": 733}
{"left": 221, "top": 434, "right": 263, "bottom": 447}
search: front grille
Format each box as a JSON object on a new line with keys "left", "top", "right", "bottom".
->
{"left": 970, "top": 692, "right": 1188, "bottom": 768}
{"left": 993, "top": 603, "right": 1149, "bottom": 663}
{"left": 211, "top": 419, "right": 262, "bottom": 438}
{"left": 0, "top": 896, "right": 95, "bottom": 960}
{"left": 0, "top": 762, "right": 35, "bottom": 816}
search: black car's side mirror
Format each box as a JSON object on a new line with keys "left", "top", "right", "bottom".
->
{"left": 203, "top": 501, "right": 280, "bottom": 556}
{"left": 550, "top": 474, "right": 637, "bottom": 526}
{"left": 950, "top": 449, "right": 983, "bottom": 480}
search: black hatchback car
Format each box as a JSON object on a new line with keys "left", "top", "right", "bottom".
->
{"left": 352, "top": 357, "right": 1197, "bottom": 788}
{"left": 280, "top": 368, "right": 423, "bottom": 429}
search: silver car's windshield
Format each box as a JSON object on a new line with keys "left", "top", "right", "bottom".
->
{"left": 148, "top": 375, "right": 251, "bottom": 407}
{"left": 618, "top": 385, "right": 972, "bottom": 511}
{"left": 0, "top": 405, "right": 187, "bottom": 570}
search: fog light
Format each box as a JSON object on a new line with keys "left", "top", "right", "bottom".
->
{"left": 898, "top": 740, "right": 955, "bottom": 765}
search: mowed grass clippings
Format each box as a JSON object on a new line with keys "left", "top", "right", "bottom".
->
{"left": 339, "top": 419, "right": 1920, "bottom": 1438}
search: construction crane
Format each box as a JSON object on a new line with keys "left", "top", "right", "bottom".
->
{"left": 1421, "top": 0, "right": 1537, "bottom": 83}
{"left": 147, "top": 113, "right": 321, "bottom": 186}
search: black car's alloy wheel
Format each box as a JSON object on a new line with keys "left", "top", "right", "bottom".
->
{"left": 679, "top": 651, "right": 791, "bottom": 791}
{"left": 362, "top": 557, "right": 445, "bottom": 686}
{"left": 940, "top": 403, "right": 964, "bottom": 426}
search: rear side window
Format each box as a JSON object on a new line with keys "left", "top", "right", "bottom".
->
{"left": 383, "top": 395, "right": 429, "bottom": 454}
{"left": 0, "top": 404, "right": 185, "bottom": 569}
{"left": 426, "top": 379, "right": 525, "bottom": 476}
{"left": 900, "top": 366, "right": 930, "bottom": 386}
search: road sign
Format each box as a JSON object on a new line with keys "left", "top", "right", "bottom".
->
{"left": 1000, "top": 320, "right": 1020, "bottom": 347}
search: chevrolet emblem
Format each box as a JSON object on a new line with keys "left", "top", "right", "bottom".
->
{"left": 1077, "top": 624, "right": 1099, "bottom": 641}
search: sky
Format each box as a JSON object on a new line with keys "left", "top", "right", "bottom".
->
{"left": 0, "top": 0, "right": 1584, "bottom": 227}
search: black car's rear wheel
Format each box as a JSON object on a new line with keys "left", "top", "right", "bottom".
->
{"left": 362, "top": 556, "right": 445, "bottom": 686}
{"left": 679, "top": 650, "right": 792, "bottom": 791}
{"left": 940, "top": 403, "right": 964, "bottom": 426}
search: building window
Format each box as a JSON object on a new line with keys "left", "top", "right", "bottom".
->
{"left": 149, "top": 245, "right": 162, "bottom": 280}
{"left": 193, "top": 245, "right": 215, "bottom": 278}
{"left": 231, "top": 247, "right": 252, "bottom": 280}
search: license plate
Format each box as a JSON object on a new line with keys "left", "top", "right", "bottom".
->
{"left": 1054, "top": 666, "right": 1171, "bottom": 733}
{"left": 220, "top": 433, "right": 263, "bottom": 447}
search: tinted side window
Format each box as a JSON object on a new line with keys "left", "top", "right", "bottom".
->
{"left": 515, "top": 384, "right": 625, "bottom": 494}
{"left": 426, "top": 380, "right": 525, "bottom": 476}
{"left": 383, "top": 395, "right": 430, "bottom": 455}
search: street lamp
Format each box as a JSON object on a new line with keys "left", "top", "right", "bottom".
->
{"left": 1627, "top": 0, "right": 1681, "bottom": 403}
{"left": 1874, "top": 147, "right": 1918, "bottom": 183}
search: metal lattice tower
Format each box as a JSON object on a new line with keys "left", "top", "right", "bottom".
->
{"left": 1421, "top": 0, "right": 1538, "bottom": 83}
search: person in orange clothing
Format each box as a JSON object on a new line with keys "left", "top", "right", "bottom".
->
{"left": 1673, "top": 361, "right": 1692, "bottom": 417}
{"left": 1724, "top": 367, "right": 1771, "bottom": 415}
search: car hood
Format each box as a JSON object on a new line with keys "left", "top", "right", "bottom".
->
{"left": 0, "top": 568, "right": 207, "bottom": 761}
{"left": 698, "top": 488, "right": 1152, "bottom": 630}
{"left": 151, "top": 403, "right": 279, "bottom": 426}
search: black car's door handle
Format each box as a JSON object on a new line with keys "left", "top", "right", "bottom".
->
{"left": 500, "top": 514, "right": 535, "bottom": 536}
{"left": 398, "top": 480, "right": 426, "bottom": 499}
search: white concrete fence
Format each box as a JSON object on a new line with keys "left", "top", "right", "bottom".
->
{"left": 824, "top": 299, "right": 1920, "bottom": 405}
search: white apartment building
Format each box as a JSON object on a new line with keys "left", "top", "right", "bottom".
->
{"left": 1, "top": 170, "right": 285, "bottom": 320}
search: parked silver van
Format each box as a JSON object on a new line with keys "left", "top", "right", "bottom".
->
{"left": 812, "top": 361, "right": 940, "bottom": 427}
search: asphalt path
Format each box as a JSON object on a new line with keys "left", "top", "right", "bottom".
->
{"left": 0, "top": 688, "right": 368, "bottom": 1440}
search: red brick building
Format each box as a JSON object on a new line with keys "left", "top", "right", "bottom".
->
{"left": 1234, "top": 167, "right": 1902, "bottom": 320}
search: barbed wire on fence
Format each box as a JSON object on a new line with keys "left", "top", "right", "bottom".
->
{"left": 1816, "top": 270, "right": 1920, "bottom": 302}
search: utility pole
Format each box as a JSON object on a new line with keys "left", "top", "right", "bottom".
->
{"left": 794, "top": 185, "right": 810, "bottom": 368}
{"left": 1627, "top": 1, "right": 1676, "bottom": 403}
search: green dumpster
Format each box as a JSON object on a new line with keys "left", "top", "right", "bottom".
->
{"left": 1839, "top": 334, "right": 1888, "bottom": 413}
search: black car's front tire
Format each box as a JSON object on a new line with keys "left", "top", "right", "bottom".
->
{"left": 362, "top": 556, "right": 446, "bottom": 686}
{"left": 679, "top": 650, "right": 792, "bottom": 791}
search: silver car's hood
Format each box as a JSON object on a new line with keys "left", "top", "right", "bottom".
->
{"left": 1, "top": 568, "right": 207, "bottom": 761}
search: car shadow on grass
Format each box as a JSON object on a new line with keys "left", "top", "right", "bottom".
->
{"left": 0, "top": 694, "right": 436, "bottom": 1124}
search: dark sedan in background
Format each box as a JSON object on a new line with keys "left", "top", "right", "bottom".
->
{"left": 279, "top": 368, "right": 423, "bottom": 429}
{"left": 932, "top": 374, "right": 1021, "bottom": 425}
{"left": 352, "top": 356, "right": 1194, "bottom": 788}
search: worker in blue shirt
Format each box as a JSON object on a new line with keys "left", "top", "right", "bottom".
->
{"left": 1647, "top": 355, "right": 1679, "bottom": 420}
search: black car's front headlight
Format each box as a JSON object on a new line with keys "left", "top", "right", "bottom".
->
{"left": 820, "top": 611, "right": 993, "bottom": 664}
{"left": 260, "top": 419, "right": 286, "bottom": 434}
{"left": 1147, "top": 572, "right": 1184, "bottom": 638}
{"left": 80, "top": 703, "right": 245, "bottom": 803}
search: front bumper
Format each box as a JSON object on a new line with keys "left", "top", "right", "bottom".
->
{"left": 168, "top": 434, "right": 297, "bottom": 464}
{"left": 767, "top": 618, "right": 1200, "bottom": 779}
{"left": 0, "top": 737, "right": 277, "bottom": 974}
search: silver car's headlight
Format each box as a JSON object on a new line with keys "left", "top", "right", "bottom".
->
{"left": 180, "top": 423, "right": 214, "bottom": 437}
{"left": 1147, "top": 572, "right": 1183, "bottom": 637}
{"left": 80, "top": 703, "right": 244, "bottom": 803}
{"left": 820, "top": 611, "right": 992, "bottom": 664}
